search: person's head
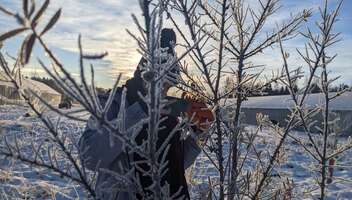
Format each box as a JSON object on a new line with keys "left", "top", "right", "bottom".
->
{"left": 160, "top": 28, "right": 176, "bottom": 55}
{"left": 160, "top": 28, "right": 180, "bottom": 95}
{"left": 133, "top": 28, "right": 179, "bottom": 95}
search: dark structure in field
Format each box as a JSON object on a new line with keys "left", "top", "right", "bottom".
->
{"left": 227, "top": 92, "right": 352, "bottom": 134}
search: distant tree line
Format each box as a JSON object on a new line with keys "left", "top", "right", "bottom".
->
{"left": 224, "top": 76, "right": 350, "bottom": 98}
{"left": 262, "top": 82, "right": 350, "bottom": 96}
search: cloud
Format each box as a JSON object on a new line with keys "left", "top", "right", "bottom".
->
{"left": 0, "top": 0, "right": 351, "bottom": 88}
{"left": 1, "top": 0, "right": 142, "bottom": 87}
{"left": 223, "top": 0, "right": 352, "bottom": 86}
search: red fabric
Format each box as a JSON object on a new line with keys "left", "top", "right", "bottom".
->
{"left": 182, "top": 92, "right": 214, "bottom": 131}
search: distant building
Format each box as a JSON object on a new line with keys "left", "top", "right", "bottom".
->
{"left": 0, "top": 72, "right": 61, "bottom": 106}
{"left": 227, "top": 92, "right": 352, "bottom": 134}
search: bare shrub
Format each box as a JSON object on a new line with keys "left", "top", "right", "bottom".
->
{"left": 0, "top": 0, "right": 350, "bottom": 199}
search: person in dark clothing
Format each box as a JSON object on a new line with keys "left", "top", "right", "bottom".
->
{"left": 127, "top": 28, "right": 191, "bottom": 199}
{"left": 79, "top": 28, "right": 212, "bottom": 200}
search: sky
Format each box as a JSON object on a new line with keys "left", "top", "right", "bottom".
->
{"left": 0, "top": 0, "right": 351, "bottom": 88}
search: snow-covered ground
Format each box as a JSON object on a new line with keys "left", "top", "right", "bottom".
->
{"left": 191, "top": 127, "right": 352, "bottom": 200}
{"left": 0, "top": 105, "right": 88, "bottom": 199}
{"left": 1, "top": 105, "right": 352, "bottom": 199}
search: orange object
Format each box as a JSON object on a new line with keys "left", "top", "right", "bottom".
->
{"left": 182, "top": 92, "right": 215, "bottom": 131}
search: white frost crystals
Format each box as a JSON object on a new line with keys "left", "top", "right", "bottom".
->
{"left": 1, "top": 0, "right": 352, "bottom": 199}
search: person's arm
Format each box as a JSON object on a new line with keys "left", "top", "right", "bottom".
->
{"left": 79, "top": 121, "right": 124, "bottom": 170}
{"left": 182, "top": 96, "right": 214, "bottom": 170}
{"left": 183, "top": 129, "right": 203, "bottom": 170}
{"left": 78, "top": 92, "right": 122, "bottom": 170}
{"left": 79, "top": 99, "right": 147, "bottom": 171}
